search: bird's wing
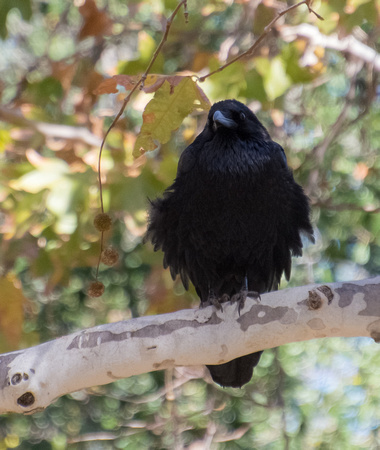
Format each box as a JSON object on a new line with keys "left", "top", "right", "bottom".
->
{"left": 271, "top": 141, "right": 288, "bottom": 167}
{"left": 177, "top": 126, "right": 213, "bottom": 175}
{"left": 177, "top": 143, "right": 197, "bottom": 175}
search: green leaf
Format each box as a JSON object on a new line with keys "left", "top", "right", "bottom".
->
{"left": 242, "top": 70, "right": 267, "bottom": 103}
{"left": 203, "top": 58, "right": 247, "bottom": 100}
{"left": 26, "top": 76, "right": 64, "bottom": 105}
{"left": 118, "top": 32, "right": 164, "bottom": 75}
{"left": 0, "top": 0, "right": 32, "bottom": 39}
{"left": 133, "top": 78, "right": 210, "bottom": 157}
{"left": 343, "top": 1, "right": 377, "bottom": 30}
{"left": 256, "top": 56, "right": 292, "bottom": 101}
{"left": 9, "top": 159, "right": 69, "bottom": 193}
{"left": 282, "top": 44, "right": 318, "bottom": 84}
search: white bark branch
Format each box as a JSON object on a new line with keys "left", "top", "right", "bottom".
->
{"left": 0, "top": 107, "right": 102, "bottom": 147}
{"left": 1, "top": 277, "right": 380, "bottom": 415}
{"left": 280, "top": 24, "right": 380, "bottom": 71}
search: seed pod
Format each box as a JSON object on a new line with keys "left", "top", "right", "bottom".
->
{"left": 87, "top": 281, "right": 105, "bottom": 298}
{"left": 101, "top": 246, "right": 119, "bottom": 266}
{"left": 94, "top": 213, "right": 112, "bottom": 232}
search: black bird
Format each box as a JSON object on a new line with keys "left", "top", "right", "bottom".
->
{"left": 146, "top": 99, "right": 314, "bottom": 388}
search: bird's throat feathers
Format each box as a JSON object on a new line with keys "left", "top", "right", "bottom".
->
{"left": 199, "top": 134, "right": 272, "bottom": 176}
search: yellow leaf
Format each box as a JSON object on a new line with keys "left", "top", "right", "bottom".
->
{"left": 0, "top": 275, "right": 26, "bottom": 348}
{"left": 133, "top": 77, "right": 210, "bottom": 157}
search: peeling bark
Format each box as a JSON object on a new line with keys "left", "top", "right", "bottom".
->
{"left": 1, "top": 277, "right": 379, "bottom": 414}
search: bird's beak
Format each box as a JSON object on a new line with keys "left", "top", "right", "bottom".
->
{"left": 213, "top": 110, "right": 238, "bottom": 130}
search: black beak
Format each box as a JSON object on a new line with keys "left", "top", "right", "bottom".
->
{"left": 213, "top": 111, "right": 238, "bottom": 130}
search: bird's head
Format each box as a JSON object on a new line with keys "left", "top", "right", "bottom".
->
{"left": 207, "top": 100, "right": 270, "bottom": 141}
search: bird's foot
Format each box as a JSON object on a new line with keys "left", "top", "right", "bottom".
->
{"left": 231, "top": 289, "right": 261, "bottom": 315}
{"left": 202, "top": 293, "right": 230, "bottom": 312}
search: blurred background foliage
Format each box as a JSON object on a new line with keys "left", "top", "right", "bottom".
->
{"left": 0, "top": 0, "right": 380, "bottom": 448}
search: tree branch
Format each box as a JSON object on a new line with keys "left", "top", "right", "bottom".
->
{"left": 1, "top": 277, "right": 380, "bottom": 415}
{"left": 198, "top": 0, "right": 323, "bottom": 82}
{"left": 312, "top": 199, "right": 380, "bottom": 214}
{"left": 280, "top": 23, "right": 380, "bottom": 72}
{"left": 0, "top": 107, "right": 102, "bottom": 147}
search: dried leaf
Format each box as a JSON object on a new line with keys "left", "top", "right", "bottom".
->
{"left": 93, "top": 75, "right": 138, "bottom": 95}
{"left": 78, "top": 0, "right": 112, "bottom": 40}
{"left": 142, "top": 74, "right": 184, "bottom": 93}
{"left": 94, "top": 74, "right": 188, "bottom": 95}
{"left": 51, "top": 61, "right": 77, "bottom": 91}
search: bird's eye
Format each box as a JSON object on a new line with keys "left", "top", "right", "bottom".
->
{"left": 240, "top": 112, "right": 246, "bottom": 121}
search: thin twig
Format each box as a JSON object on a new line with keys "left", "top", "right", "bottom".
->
{"left": 97, "top": 83, "right": 141, "bottom": 213}
{"left": 305, "top": 0, "right": 324, "bottom": 20}
{"left": 97, "top": 0, "right": 188, "bottom": 214}
{"left": 183, "top": 0, "right": 188, "bottom": 23}
{"left": 199, "top": 0, "right": 323, "bottom": 82}
{"left": 95, "top": 232, "right": 104, "bottom": 279}
{"left": 312, "top": 200, "right": 380, "bottom": 214}
{"left": 140, "top": 0, "right": 188, "bottom": 88}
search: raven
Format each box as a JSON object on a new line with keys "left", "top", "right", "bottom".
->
{"left": 146, "top": 99, "right": 314, "bottom": 388}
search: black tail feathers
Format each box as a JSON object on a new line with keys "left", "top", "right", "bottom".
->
{"left": 206, "top": 351, "right": 263, "bottom": 388}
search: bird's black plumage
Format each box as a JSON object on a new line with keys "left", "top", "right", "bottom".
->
{"left": 146, "top": 99, "right": 314, "bottom": 388}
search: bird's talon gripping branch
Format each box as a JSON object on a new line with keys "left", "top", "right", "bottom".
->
{"left": 250, "top": 291, "right": 261, "bottom": 303}
{"left": 200, "top": 292, "right": 230, "bottom": 311}
{"left": 206, "top": 295, "right": 223, "bottom": 311}
{"left": 232, "top": 293, "right": 246, "bottom": 316}
{"left": 231, "top": 289, "right": 260, "bottom": 315}
{"left": 199, "top": 289, "right": 224, "bottom": 311}
{"left": 220, "top": 293, "right": 230, "bottom": 303}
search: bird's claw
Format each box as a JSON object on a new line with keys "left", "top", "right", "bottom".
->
{"left": 202, "top": 293, "right": 230, "bottom": 312}
{"left": 231, "top": 289, "right": 261, "bottom": 315}
{"left": 202, "top": 295, "right": 222, "bottom": 311}
{"left": 209, "top": 295, "right": 223, "bottom": 312}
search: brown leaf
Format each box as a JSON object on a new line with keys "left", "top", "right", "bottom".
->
{"left": 78, "top": 0, "right": 112, "bottom": 40}
{"left": 141, "top": 75, "right": 185, "bottom": 93}
{"left": 93, "top": 75, "right": 138, "bottom": 95}
{"left": 94, "top": 74, "right": 198, "bottom": 96}
{"left": 51, "top": 61, "right": 77, "bottom": 91}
